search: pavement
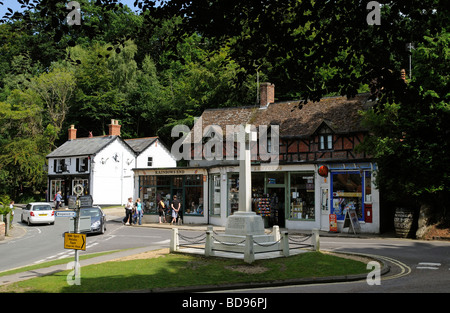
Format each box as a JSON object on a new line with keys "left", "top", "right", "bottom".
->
{"left": 0, "top": 206, "right": 394, "bottom": 291}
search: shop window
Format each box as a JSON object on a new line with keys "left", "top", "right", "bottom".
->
{"left": 228, "top": 173, "right": 239, "bottom": 215}
{"left": 50, "top": 179, "right": 65, "bottom": 202}
{"left": 185, "top": 186, "right": 203, "bottom": 215}
{"left": 365, "top": 171, "right": 372, "bottom": 203}
{"left": 210, "top": 174, "right": 221, "bottom": 216}
{"left": 289, "top": 173, "right": 315, "bottom": 220}
{"left": 72, "top": 179, "right": 89, "bottom": 195}
{"left": 331, "top": 172, "right": 363, "bottom": 220}
{"left": 267, "top": 172, "right": 284, "bottom": 185}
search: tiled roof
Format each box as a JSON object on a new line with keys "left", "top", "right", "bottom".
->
{"left": 198, "top": 93, "right": 373, "bottom": 138}
{"left": 46, "top": 136, "right": 118, "bottom": 158}
{"left": 124, "top": 137, "right": 158, "bottom": 154}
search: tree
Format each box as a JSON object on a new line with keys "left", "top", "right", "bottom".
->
{"left": 29, "top": 67, "right": 77, "bottom": 147}
{"left": 358, "top": 30, "right": 450, "bottom": 219}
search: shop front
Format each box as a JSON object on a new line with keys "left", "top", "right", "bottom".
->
{"left": 318, "top": 162, "right": 379, "bottom": 234}
{"left": 48, "top": 175, "right": 90, "bottom": 206}
{"left": 134, "top": 168, "right": 208, "bottom": 224}
{"left": 208, "top": 164, "right": 321, "bottom": 230}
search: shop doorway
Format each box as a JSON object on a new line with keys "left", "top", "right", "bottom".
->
{"left": 267, "top": 187, "right": 286, "bottom": 228}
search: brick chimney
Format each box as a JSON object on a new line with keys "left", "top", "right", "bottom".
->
{"left": 68, "top": 125, "right": 77, "bottom": 140}
{"left": 108, "top": 119, "right": 121, "bottom": 136}
{"left": 260, "top": 82, "right": 275, "bottom": 108}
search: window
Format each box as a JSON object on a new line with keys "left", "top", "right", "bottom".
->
{"left": 319, "top": 134, "right": 333, "bottom": 150}
{"left": 289, "top": 173, "right": 315, "bottom": 220}
{"left": 331, "top": 172, "right": 363, "bottom": 220}
{"left": 54, "top": 159, "right": 66, "bottom": 173}
{"left": 76, "top": 157, "right": 88, "bottom": 172}
{"left": 147, "top": 157, "right": 153, "bottom": 167}
{"left": 210, "top": 174, "right": 221, "bottom": 216}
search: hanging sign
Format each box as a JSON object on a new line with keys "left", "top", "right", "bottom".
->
{"left": 318, "top": 165, "right": 329, "bottom": 177}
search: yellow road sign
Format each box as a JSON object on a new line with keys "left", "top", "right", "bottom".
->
{"left": 64, "top": 232, "right": 86, "bottom": 250}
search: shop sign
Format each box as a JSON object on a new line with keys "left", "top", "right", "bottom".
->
{"left": 329, "top": 214, "right": 338, "bottom": 232}
{"left": 343, "top": 209, "right": 361, "bottom": 234}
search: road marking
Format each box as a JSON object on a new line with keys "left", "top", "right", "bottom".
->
{"left": 417, "top": 262, "right": 441, "bottom": 270}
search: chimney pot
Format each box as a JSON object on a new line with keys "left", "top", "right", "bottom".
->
{"left": 260, "top": 82, "right": 275, "bottom": 108}
{"left": 68, "top": 125, "right": 77, "bottom": 140}
{"left": 108, "top": 119, "right": 121, "bottom": 136}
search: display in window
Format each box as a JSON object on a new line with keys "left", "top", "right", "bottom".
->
{"left": 289, "top": 173, "right": 315, "bottom": 220}
{"left": 331, "top": 172, "right": 363, "bottom": 220}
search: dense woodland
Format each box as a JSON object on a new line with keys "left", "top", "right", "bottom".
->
{"left": 0, "top": 1, "right": 448, "bottom": 222}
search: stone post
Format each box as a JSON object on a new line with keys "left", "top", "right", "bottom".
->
{"left": 312, "top": 228, "right": 320, "bottom": 251}
{"left": 244, "top": 234, "right": 255, "bottom": 264}
{"left": 205, "top": 226, "right": 213, "bottom": 257}
{"left": 273, "top": 225, "right": 280, "bottom": 241}
{"left": 281, "top": 231, "right": 289, "bottom": 257}
{"left": 170, "top": 228, "right": 179, "bottom": 252}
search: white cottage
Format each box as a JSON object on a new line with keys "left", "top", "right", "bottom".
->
{"left": 46, "top": 120, "right": 176, "bottom": 206}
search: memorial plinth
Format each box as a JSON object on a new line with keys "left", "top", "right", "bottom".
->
{"left": 215, "top": 124, "right": 277, "bottom": 263}
{"left": 225, "top": 211, "right": 265, "bottom": 236}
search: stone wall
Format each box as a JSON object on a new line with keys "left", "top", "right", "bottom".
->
{"left": 0, "top": 221, "right": 5, "bottom": 241}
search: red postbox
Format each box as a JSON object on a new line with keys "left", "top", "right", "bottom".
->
{"left": 365, "top": 204, "right": 373, "bottom": 223}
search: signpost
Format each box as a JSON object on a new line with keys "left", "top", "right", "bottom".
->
{"left": 68, "top": 184, "right": 85, "bottom": 283}
{"left": 64, "top": 232, "right": 86, "bottom": 250}
{"left": 56, "top": 211, "right": 77, "bottom": 218}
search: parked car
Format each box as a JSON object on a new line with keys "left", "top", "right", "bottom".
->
{"left": 21, "top": 202, "right": 55, "bottom": 225}
{"left": 80, "top": 206, "right": 106, "bottom": 234}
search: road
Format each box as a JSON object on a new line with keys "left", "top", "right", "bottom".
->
{"left": 0, "top": 208, "right": 172, "bottom": 273}
{"left": 2, "top": 208, "right": 449, "bottom": 293}
{"left": 223, "top": 236, "right": 450, "bottom": 293}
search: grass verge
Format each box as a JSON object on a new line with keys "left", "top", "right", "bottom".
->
{"left": 0, "top": 251, "right": 371, "bottom": 293}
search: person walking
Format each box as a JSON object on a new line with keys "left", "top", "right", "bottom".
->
{"left": 123, "top": 197, "right": 133, "bottom": 225}
{"left": 55, "top": 191, "right": 62, "bottom": 210}
{"left": 170, "top": 195, "right": 180, "bottom": 225}
{"left": 135, "top": 198, "right": 143, "bottom": 225}
{"left": 158, "top": 198, "right": 166, "bottom": 223}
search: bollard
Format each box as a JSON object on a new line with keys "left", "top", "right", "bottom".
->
{"left": 281, "top": 231, "right": 289, "bottom": 257}
{"left": 244, "top": 234, "right": 255, "bottom": 264}
{"left": 312, "top": 228, "right": 320, "bottom": 251}
{"left": 273, "top": 225, "right": 280, "bottom": 241}
{"left": 205, "top": 226, "right": 213, "bottom": 257}
{"left": 170, "top": 228, "right": 179, "bottom": 252}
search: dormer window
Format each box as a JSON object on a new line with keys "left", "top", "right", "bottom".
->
{"left": 317, "top": 122, "right": 334, "bottom": 151}
{"left": 319, "top": 134, "right": 333, "bottom": 150}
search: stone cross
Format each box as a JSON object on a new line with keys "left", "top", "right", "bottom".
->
{"left": 238, "top": 124, "right": 257, "bottom": 213}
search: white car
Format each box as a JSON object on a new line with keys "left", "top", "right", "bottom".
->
{"left": 21, "top": 202, "right": 55, "bottom": 225}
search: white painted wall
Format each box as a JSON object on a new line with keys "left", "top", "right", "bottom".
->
{"left": 135, "top": 140, "right": 176, "bottom": 169}
{"left": 91, "top": 138, "right": 135, "bottom": 205}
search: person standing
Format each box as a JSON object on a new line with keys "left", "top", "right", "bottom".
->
{"left": 135, "top": 198, "right": 143, "bottom": 225}
{"left": 123, "top": 197, "right": 133, "bottom": 225}
{"left": 170, "top": 195, "right": 180, "bottom": 225}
